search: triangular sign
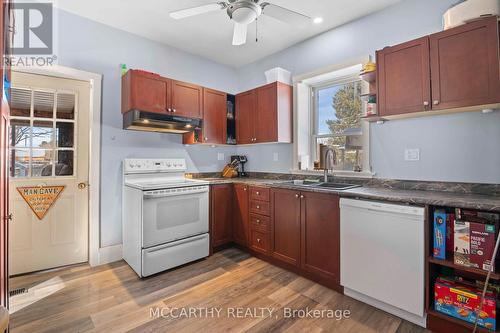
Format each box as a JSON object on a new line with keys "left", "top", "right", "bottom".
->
{"left": 16, "top": 186, "right": 65, "bottom": 220}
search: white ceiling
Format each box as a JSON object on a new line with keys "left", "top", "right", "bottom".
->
{"left": 53, "top": 0, "right": 401, "bottom": 68}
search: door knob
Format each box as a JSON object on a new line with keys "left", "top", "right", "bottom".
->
{"left": 78, "top": 182, "right": 88, "bottom": 189}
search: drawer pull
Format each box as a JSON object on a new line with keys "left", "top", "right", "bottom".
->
{"left": 256, "top": 205, "right": 260, "bottom": 209}
{"left": 256, "top": 219, "right": 260, "bottom": 224}
{"left": 256, "top": 191, "right": 260, "bottom": 195}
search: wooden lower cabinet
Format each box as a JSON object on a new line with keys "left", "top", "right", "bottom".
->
{"left": 232, "top": 184, "right": 249, "bottom": 246}
{"left": 300, "top": 191, "right": 340, "bottom": 284}
{"left": 270, "top": 188, "right": 301, "bottom": 266}
{"left": 210, "top": 184, "right": 233, "bottom": 248}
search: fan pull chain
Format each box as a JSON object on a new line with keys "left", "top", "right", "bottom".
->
{"left": 255, "top": 18, "right": 258, "bottom": 43}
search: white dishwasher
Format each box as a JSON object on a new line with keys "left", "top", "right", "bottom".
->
{"left": 340, "top": 198, "right": 426, "bottom": 327}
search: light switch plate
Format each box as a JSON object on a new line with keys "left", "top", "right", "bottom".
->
{"left": 404, "top": 148, "right": 420, "bottom": 161}
{"left": 273, "top": 153, "right": 279, "bottom": 162}
{"left": 217, "top": 153, "right": 224, "bottom": 161}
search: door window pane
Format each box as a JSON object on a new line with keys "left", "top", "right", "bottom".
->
{"left": 31, "top": 149, "right": 54, "bottom": 177}
{"left": 10, "top": 88, "right": 31, "bottom": 117}
{"left": 33, "top": 91, "right": 54, "bottom": 118}
{"left": 56, "top": 93, "right": 75, "bottom": 119}
{"left": 10, "top": 149, "right": 29, "bottom": 178}
{"left": 56, "top": 150, "right": 73, "bottom": 176}
{"left": 32, "top": 121, "right": 54, "bottom": 148}
{"left": 56, "top": 122, "right": 74, "bottom": 148}
{"left": 10, "top": 119, "right": 31, "bottom": 147}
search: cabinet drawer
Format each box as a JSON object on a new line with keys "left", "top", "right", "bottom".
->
{"left": 250, "top": 187, "right": 270, "bottom": 202}
{"left": 250, "top": 213, "right": 269, "bottom": 231}
{"left": 249, "top": 229, "right": 270, "bottom": 254}
{"left": 250, "top": 200, "right": 270, "bottom": 216}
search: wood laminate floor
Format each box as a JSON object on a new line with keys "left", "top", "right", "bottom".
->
{"left": 9, "top": 248, "right": 432, "bottom": 333}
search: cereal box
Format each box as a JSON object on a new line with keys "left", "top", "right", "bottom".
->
{"left": 434, "top": 210, "right": 447, "bottom": 259}
{"left": 434, "top": 277, "right": 496, "bottom": 331}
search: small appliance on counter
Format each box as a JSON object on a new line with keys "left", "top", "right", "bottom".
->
{"left": 231, "top": 155, "right": 248, "bottom": 177}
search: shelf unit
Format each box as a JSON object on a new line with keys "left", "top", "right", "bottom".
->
{"left": 359, "top": 68, "right": 377, "bottom": 118}
{"left": 426, "top": 205, "right": 500, "bottom": 333}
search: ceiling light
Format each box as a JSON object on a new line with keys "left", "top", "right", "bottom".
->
{"left": 313, "top": 17, "right": 323, "bottom": 24}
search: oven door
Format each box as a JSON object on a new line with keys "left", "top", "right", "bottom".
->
{"left": 142, "top": 186, "right": 209, "bottom": 248}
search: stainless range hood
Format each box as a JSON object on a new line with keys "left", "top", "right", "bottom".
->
{"left": 123, "top": 110, "right": 202, "bottom": 134}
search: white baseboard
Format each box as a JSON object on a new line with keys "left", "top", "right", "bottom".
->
{"left": 97, "top": 244, "right": 123, "bottom": 265}
{"left": 343, "top": 287, "right": 427, "bottom": 327}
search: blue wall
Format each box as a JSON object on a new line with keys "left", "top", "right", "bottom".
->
{"left": 55, "top": 9, "right": 238, "bottom": 247}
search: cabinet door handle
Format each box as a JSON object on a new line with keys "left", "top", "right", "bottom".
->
{"left": 167, "top": 108, "right": 172, "bottom": 112}
{"left": 204, "top": 137, "right": 208, "bottom": 141}
{"left": 433, "top": 100, "right": 439, "bottom": 105}
{"left": 256, "top": 191, "right": 260, "bottom": 195}
{"left": 257, "top": 238, "right": 261, "bottom": 243}
{"left": 256, "top": 219, "right": 260, "bottom": 224}
{"left": 243, "top": 187, "right": 247, "bottom": 191}
{"left": 295, "top": 194, "right": 299, "bottom": 198}
{"left": 172, "top": 108, "right": 177, "bottom": 112}
{"left": 423, "top": 101, "right": 429, "bottom": 106}
{"left": 256, "top": 205, "right": 260, "bottom": 209}
{"left": 300, "top": 195, "right": 304, "bottom": 199}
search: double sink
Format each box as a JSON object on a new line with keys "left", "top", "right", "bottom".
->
{"left": 280, "top": 180, "right": 360, "bottom": 191}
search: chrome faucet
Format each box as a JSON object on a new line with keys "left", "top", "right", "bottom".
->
{"left": 323, "top": 147, "right": 336, "bottom": 183}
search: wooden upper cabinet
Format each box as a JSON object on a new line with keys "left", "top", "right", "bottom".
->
{"left": 202, "top": 88, "right": 227, "bottom": 144}
{"left": 236, "top": 82, "right": 292, "bottom": 144}
{"left": 430, "top": 17, "right": 500, "bottom": 110}
{"left": 121, "top": 70, "right": 170, "bottom": 114}
{"left": 271, "top": 188, "right": 301, "bottom": 266}
{"left": 300, "top": 192, "right": 340, "bottom": 284}
{"left": 171, "top": 80, "right": 203, "bottom": 119}
{"left": 377, "top": 37, "right": 431, "bottom": 117}
{"left": 233, "top": 184, "right": 249, "bottom": 246}
{"left": 235, "top": 90, "right": 255, "bottom": 144}
{"left": 210, "top": 184, "right": 233, "bottom": 248}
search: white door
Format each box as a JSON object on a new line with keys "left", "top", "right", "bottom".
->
{"left": 8, "top": 71, "right": 90, "bottom": 275}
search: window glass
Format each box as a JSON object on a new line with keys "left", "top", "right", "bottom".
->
{"left": 313, "top": 80, "right": 364, "bottom": 172}
{"left": 10, "top": 119, "right": 31, "bottom": 148}
{"left": 56, "top": 122, "right": 74, "bottom": 148}
{"left": 56, "top": 150, "right": 74, "bottom": 176}
{"left": 32, "top": 121, "right": 54, "bottom": 148}
{"left": 31, "top": 149, "right": 54, "bottom": 177}
{"left": 10, "top": 149, "right": 29, "bottom": 178}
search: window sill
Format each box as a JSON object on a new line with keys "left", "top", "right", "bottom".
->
{"left": 290, "top": 169, "right": 375, "bottom": 179}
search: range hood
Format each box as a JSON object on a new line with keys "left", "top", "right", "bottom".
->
{"left": 123, "top": 110, "right": 202, "bottom": 134}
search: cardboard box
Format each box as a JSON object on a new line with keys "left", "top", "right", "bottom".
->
{"left": 446, "top": 213, "right": 455, "bottom": 254}
{"left": 470, "top": 222, "right": 496, "bottom": 272}
{"left": 433, "top": 210, "right": 447, "bottom": 259}
{"left": 454, "top": 220, "right": 470, "bottom": 267}
{"left": 434, "top": 277, "right": 496, "bottom": 331}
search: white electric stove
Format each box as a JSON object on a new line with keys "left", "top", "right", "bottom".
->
{"left": 122, "top": 158, "right": 210, "bottom": 277}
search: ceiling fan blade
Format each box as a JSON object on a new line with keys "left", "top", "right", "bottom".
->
{"left": 170, "top": 3, "right": 225, "bottom": 20}
{"left": 232, "top": 22, "right": 248, "bottom": 46}
{"left": 261, "top": 2, "right": 311, "bottom": 26}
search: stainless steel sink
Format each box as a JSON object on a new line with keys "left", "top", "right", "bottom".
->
{"left": 281, "top": 180, "right": 321, "bottom": 186}
{"left": 314, "top": 182, "right": 360, "bottom": 190}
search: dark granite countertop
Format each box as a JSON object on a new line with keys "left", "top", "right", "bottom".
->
{"left": 198, "top": 177, "right": 500, "bottom": 212}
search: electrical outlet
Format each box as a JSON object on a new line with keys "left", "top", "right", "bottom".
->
{"left": 404, "top": 148, "right": 420, "bottom": 161}
{"left": 217, "top": 153, "right": 224, "bottom": 161}
{"left": 273, "top": 153, "right": 279, "bottom": 162}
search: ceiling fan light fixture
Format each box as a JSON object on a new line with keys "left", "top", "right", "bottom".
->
{"left": 313, "top": 17, "right": 323, "bottom": 24}
{"left": 228, "top": 1, "right": 262, "bottom": 25}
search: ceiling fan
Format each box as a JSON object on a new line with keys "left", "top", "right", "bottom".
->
{"left": 169, "top": 0, "right": 311, "bottom": 46}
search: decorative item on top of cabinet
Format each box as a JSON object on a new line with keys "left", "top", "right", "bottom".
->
{"left": 210, "top": 184, "right": 233, "bottom": 249}
{"left": 236, "top": 82, "right": 292, "bottom": 144}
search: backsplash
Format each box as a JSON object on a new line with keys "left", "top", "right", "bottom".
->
{"left": 188, "top": 172, "right": 500, "bottom": 196}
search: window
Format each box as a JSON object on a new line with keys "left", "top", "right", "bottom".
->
{"left": 10, "top": 87, "right": 76, "bottom": 178}
{"left": 295, "top": 61, "right": 370, "bottom": 175}
{"left": 313, "top": 79, "right": 363, "bottom": 172}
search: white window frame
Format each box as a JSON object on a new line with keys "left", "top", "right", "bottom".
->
{"left": 292, "top": 57, "right": 373, "bottom": 178}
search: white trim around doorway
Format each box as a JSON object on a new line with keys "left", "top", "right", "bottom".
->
{"left": 13, "top": 65, "right": 104, "bottom": 267}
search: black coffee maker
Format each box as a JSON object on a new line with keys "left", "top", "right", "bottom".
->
{"left": 231, "top": 155, "right": 248, "bottom": 177}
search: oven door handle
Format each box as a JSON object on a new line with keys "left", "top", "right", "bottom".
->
{"left": 143, "top": 188, "right": 208, "bottom": 199}
{"left": 145, "top": 234, "right": 208, "bottom": 253}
